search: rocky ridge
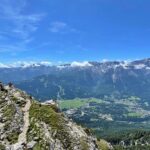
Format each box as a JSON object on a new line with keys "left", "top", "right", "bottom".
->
{"left": 0, "top": 82, "right": 112, "bottom": 150}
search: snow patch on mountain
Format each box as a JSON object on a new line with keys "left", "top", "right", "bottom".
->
{"left": 134, "top": 64, "right": 146, "bottom": 69}
{"left": 0, "top": 63, "right": 10, "bottom": 68}
{"left": 57, "top": 65, "right": 67, "bottom": 69}
{"left": 71, "top": 61, "right": 93, "bottom": 67}
{"left": 120, "top": 61, "right": 130, "bottom": 69}
{"left": 0, "top": 61, "right": 52, "bottom": 68}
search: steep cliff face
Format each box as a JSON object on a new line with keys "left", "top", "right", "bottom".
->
{"left": 0, "top": 83, "right": 112, "bottom": 150}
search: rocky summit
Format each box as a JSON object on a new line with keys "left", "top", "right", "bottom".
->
{"left": 0, "top": 82, "right": 112, "bottom": 150}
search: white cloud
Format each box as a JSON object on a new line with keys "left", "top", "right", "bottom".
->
{"left": 49, "top": 21, "right": 67, "bottom": 33}
{"left": 0, "top": 0, "right": 45, "bottom": 47}
{"left": 0, "top": 0, "right": 46, "bottom": 55}
{"left": 49, "top": 21, "right": 77, "bottom": 33}
{"left": 0, "top": 44, "right": 27, "bottom": 53}
{"left": 71, "top": 61, "right": 93, "bottom": 67}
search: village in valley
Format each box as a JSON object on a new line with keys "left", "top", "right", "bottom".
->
{"left": 58, "top": 96, "right": 150, "bottom": 137}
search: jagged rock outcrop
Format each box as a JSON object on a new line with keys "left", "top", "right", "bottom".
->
{"left": 0, "top": 83, "right": 113, "bottom": 150}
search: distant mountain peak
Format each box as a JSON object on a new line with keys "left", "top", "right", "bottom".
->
{"left": 0, "top": 58, "right": 150, "bottom": 69}
{"left": 0, "top": 61, "right": 52, "bottom": 68}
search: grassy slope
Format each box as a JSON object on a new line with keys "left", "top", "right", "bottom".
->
{"left": 28, "top": 101, "right": 90, "bottom": 150}
{"left": 59, "top": 98, "right": 103, "bottom": 109}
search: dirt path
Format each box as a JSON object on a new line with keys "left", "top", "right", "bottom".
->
{"left": 18, "top": 99, "right": 31, "bottom": 144}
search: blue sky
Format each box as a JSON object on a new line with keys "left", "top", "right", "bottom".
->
{"left": 0, "top": 0, "right": 150, "bottom": 64}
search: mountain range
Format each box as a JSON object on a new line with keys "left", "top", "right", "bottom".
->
{"left": 0, "top": 58, "right": 150, "bottom": 101}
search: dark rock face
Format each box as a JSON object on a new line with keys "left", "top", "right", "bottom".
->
{"left": 0, "top": 82, "right": 5, "bottom": 91}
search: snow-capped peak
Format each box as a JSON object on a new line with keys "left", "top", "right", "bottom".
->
{"left": 134, "top": 64, "right": 146, "bottom": 69}
{"left": 70, "top": 61, "right": 93, "bottom": 67}
{"left": 0, "top": 61, "right": 52, "bottom": 68}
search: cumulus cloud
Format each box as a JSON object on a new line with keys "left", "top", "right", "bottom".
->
{"left": 71, "top": 61, "right": 92, "bottom": 67}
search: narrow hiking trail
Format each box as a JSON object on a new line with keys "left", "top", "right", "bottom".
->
{"left": 18, "top": 99, "right": 31, "bottom": 144}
